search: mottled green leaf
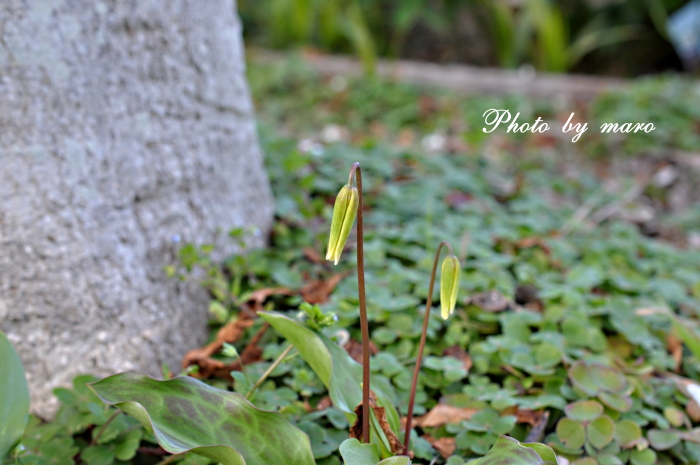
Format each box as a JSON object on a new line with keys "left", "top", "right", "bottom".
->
{"left": 0, "top": 331, "right": 30, "bottom": 459}
{"left": 89, "top": 373, "right": 315, "bottom": 465}
{"left": 260, "top": 311, "right": 361, "bottom": 413}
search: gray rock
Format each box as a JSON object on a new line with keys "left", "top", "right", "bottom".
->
{"left": 0, "top": 0, "right": 273, "bottom": 414}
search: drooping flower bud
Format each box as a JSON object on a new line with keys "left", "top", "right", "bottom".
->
{"left": 326, "top": 185, "right": 359, "bottom": 265}
{"left": 440, "top": 255, "right": 461, "bottom": 319}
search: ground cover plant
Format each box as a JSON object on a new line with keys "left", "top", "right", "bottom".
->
{"left": 3, "top": 59, "right": 700, "bottom": 464}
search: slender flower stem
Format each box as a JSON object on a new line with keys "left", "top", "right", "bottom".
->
{"left": 350, "top": 162, "right": 371, "bottom": 444}
{"left": 403, "top": 241, "right": 454, "bottom": 452}
{"left": 155, "top": 453, "right": 183, "bottom": 465}
{"left": 245, "top": 344, "right": 294, "bottom": 400}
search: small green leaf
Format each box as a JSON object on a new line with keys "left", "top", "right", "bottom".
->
{"left": 614, "top": 420, "right": 642, "bottom": 449}
{"left": 571, "top": 459, "right": 597, "bottom": 465}
{"left": 598, "top": 392, "right": 632, "bottom": 413}
{"left": 339, "top": 438, "right": 380, "bottom": 465}
{"left": 557, "top": 418, "right": 585, "bottom": 450}
{"left": 377, "top": 456, "right": 411, "bottom": 465}
{"left": 647, "top": 429, "right": 680, "bottom": 450}
{"left": 569, "top": 363, "right": 599, "bottom": 396}
{"left": 89, "top": 373, "right": 315, "bottom": 465}
{"left": 565, "top": 400, "right": 604, "bottom": 422}
{"left": 0, "top": 331, "right": 30, "bottom": 459}
{"left": 80, "top": 445, "right": 115, "bottom": 465}
{"left": 586, "top": 415, "right": 615, "bottom": 449}
{"left": 630, "top": 448, "right": 656, "bottom": 465}
{"left": 478, "top": 435, "right": 549, "bottom": 465}
{"left": 114, "top": 429, "right": 143, "bottom": 461}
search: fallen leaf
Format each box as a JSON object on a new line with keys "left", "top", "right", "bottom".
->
{"left": 414, "top": 404, "right": 478, "bottom": 428}
{"left": 687, "top": 400, "right": 700, "bottom": 422}
{"left": 303, "top": 247, "right": 324, "bottom": 264}
{"left": 423, "top": 435, "right": 455, "bottom": 459}
{"left": 181, "top": 316, "right": 267, "bottom": 379}
{"left": 300, "top": 273, "right": 346, "bottom": 304}
{"left": 667, "top": 334, "right": 683, "bottom": 372}
{"left": 316, "top": 396, "right": 333, "bottom": 411}
{"left": 344, "top": 338, "right": 379, "bottom": 364}
{"left": 467, "top": 290, "right": 513, "bottom": 312}
{"left": 243, "top": 287, "right": 294, "bottom": 313}
{"left": 350, "top": 392, "right": 405, "bottom": 455}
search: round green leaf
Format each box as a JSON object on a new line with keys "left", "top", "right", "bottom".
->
{"left": 647, "top": 429, "right": 680, "bottom": 451}
{"left": 572, "top": 458, "right": 597, "bottom": 465}
{"left": 565, "top": 400, "right": 604, "bottom": 422}
{"left": 569, "top": 362, "right": 599, "bottom": 396}
{"left": 90, "top": 374, "right": 315, "bottom": 465}
{"left": 586, "top": 415, "right": 615, "bottom": 449}
{"left": 557, "top": 418, "right": 586, "bottom": 450}
{"left": 590, "top": 365, "right": 627, "bottom": 393}
{"left": 478, "top": 435, "right": 547, "bottom": 465}
{"left": 598, "top": 392, "right": 632, "bottom": 413}
{"left": 630, "top": 448, "right": 656, "bottom": 465}
{"left": 614, "top": 420, "right": 642, "bottom": 449}
{"left": 597, "top": 454, "right": 623, "bottom": 465}
{"left": 339, "top": 438, "right": 380, "bottom": 465}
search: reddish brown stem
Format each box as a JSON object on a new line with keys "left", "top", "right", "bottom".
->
{"left": 349, "top": 162, "right": 370, "bottom": 444}
{"left": 403, "top": 241, "right": 454, "bottom": 452}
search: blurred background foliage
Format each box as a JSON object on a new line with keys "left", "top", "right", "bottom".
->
{"left": 238, "top": 0, "right": 691, "bottom": 75}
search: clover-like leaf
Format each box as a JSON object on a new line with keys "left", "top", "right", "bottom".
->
{"left": 565, "top": 400, "right": 604, "bottom": 422}
{"left": 614, "top": 420, "right": 642, "bottom": 449}
{"left": 0, "top": 331, "right": 30, "bottom": 459}
{"left": 586, "top": 415, "right": 615, "bottom": 449}
{"left": 339, "top": 438, "right": 380, "bottom": 465}
{"left": 598, "top": 392, "right": 632, "bottom": 413}
{"left": 556, "top": 418, "right": 585, "bottom": 450}
{"left": 647, "top": 429, "right": 680, "bottom": 450}
{"left": 569, "top": 362, "right": 599, "bottom": 396}
{"left": 89, "top": 373, "right": 315, "bottom": 465}
{"left": 630, "top": 448, "right": 656, "bottom": 465}
{"left": 477, "top": 435, "right": 558, "bottom": 465}
{"left": 377, "top": 456, "right": 411, "bottom": 465}
{"left": 590, "top": 365, "right": 627, "bottom": 393}
{"left": 571, "top": 458, "right": 597, "bottom": 465}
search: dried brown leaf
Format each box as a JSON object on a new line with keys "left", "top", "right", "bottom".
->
{"left": 423, "top": 435, "right": 456, "bottom": 459}
{"left": 350, "top": 392, "right": 405, "bottom": 455}
{"left": 300, "top": 273, "right": 346, "bottom": 304}
{"left": 414, "top": 404, "right": 478, "bottom": 428}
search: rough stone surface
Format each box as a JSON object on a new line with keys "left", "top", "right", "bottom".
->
{"left": 0, "top": 0, "right": 274, "bottom": 414}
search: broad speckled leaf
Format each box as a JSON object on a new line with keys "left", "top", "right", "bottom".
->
{"left": 339, "top": 438, "right": 380, "bottom": 465}
{"left": 477, "top": 435, "right": 549, "bottom": 465}
{"left": 260, "top": 311, "right": 361, "bottom": 413}
{"left": 261, "top": 310, "right": 401, "bottom": 435}
{"left": 0, "top": 331, "right": 30, "bottom": 459}
{"left": 89, "top": 373, "right": 315, "bottom": 465}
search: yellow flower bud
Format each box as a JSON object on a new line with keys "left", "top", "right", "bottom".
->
{"left": 326, "top": 185, "right": 359, "bottom": 265}
{"left": 440, "top": 255, "right": 461, "bottom": 319}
